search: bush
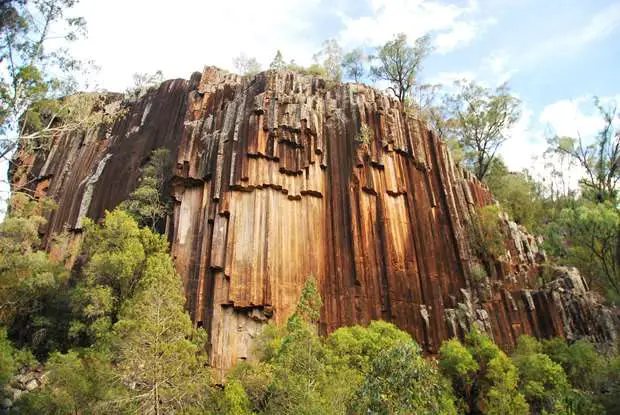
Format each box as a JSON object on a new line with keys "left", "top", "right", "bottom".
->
{"left": 469, "top": 205, "right": 506, "bottom": 261}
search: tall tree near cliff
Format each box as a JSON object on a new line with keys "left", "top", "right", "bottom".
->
{"left": 341, "top": 47, "right": 366, "bottom": 83}
{"left": 113, "top": 247, "right": 210, "bottom": 414}
{"left": 313, "top": 39, "right": 343, "bottom": 82}
{"left": 547, "top": 202, "right": 620, "bottom": 300}
{"left": 269, "top": 50, "right": 286, "bottom": 71}
{"left": 0, "top": 193, "right": 72, "bottom": 358}
{"left": 0, "top": 0, "right": 87, "bottom": 161}
{"left": 351, "top": 341, "right": 458, "bottom": 414}
{"left": 439, "top": 330, "right": 529, "bottom": 414}
{"left": 370, "top": 33, "right": 432, "bottom": 104}
{"left": 125, "top": 70, "right": 164, "bottom": 99}
{"left": 120, "top": 148, "right": 171, "bottom": 232}
{"left": 233, "top": 53, "right": 262, "bottom": 77}
{"left": 547, "top": 98, "right": 620, "bottom": 203}
{"left": 443, "top": 80, "right": 521, "bottom": 180}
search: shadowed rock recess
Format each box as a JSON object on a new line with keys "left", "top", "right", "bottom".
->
{"left": 10, "top": 67, "right": 619, "bottom": 375}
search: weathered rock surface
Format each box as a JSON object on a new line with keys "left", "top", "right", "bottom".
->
{"left": 1, "top": 366, "right": 46, "bottom": 411}
{"left": 10, "top": 67, "right": 619, "bottom": 376}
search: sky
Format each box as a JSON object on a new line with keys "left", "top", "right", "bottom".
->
{"left": 2, "top": 0, "right": 620, "bottom": 214}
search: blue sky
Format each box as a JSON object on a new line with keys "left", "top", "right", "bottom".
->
{"left": 2, "top": 0, "right": 619, "bottom": 211}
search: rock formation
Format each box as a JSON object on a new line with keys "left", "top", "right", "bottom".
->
{"left": 10, "top": 67, "right": 618, "bottom": 376}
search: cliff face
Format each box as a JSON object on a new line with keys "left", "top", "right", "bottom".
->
{"left": 11, "top": 67, "right": 618, "bottom": 375}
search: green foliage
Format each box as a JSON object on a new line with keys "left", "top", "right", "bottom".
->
{"left": 443, "top": 80, "right": 521, "bottom": 180}
{"left": 548, "top": 202, "right": 619, "bottom": 301}
{"left": 220, "top": 379, "right": 253, "bottom": 415}
{"left": 512, "top": 335, "right": 570, "bottom": 414}
{"left": 0, "top": 327, "right": 35, "bottom": 396}
{"left": 439, "top": 330, "right": 527, "bottom": 414}
{"left": 113, "top": 251, "right": 210, "bottom": 413}
{"left": 356, "top": 122, "right": 372, "bottom": 144}
{"left": 370, "top": 32, "right": 432, "bottom": 103}
{"left": 228, "top": 362, "right": 274, "bottom": 412}
{"left": 120, "top": 148, "right": 171, "bottom": 232}
{"left": 469, "top": 205, "right": 506, "bottom": 264}
{"left": 69, "top": 210, "right": 163, "bottom": 344}
{"left": 0, "top": 193, "right": 71, "bottom": 358}
{"left": 543, "top": 338, "right": 604, "bottom": 391}
{"left": 342, "top": 47, "right": 366, "bottom": 82}
{"left": 15, "top": 349, "right": 126, "bottom": 414}
{"left": 439, "top": 338, "right": 479, "bottom": 382}
{"left": 351, "top": 340, "right": 457, "bottom": 415}
{"left": 485, "top": 353, "right": 529, "bottom": 415}
{"left": 265, "top": 315, "right": 334, "bottom": 414}
{"left": 598, "top": 353, "right": 620, "bottom": 414}
{"left": 327, "top": 320, "right": 412, "bottom": 373}
{"left": 304, "top": 63, "right": 327, "bottom": 77}
{"left": 470, "top": 262, "right": 489, "bottom": 283}
{"left": 1, "top": 0, "right": 87, "bottom": 159}
{"left": 542, "top": 337, "right": 618, "bottom": 412}
{"left": 293, "top": 276, "right": 322, "bottom": 324}
{"left": 485, "top": 158, "right": 544, "bottom": 230}
{"left": 269, "top": 50, "right": 286, "bottom": 71}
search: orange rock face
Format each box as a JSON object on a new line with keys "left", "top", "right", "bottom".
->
{"left": 11, "top": 67, "right": 618, "bottom": 376}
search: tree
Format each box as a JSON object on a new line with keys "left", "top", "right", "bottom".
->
{"left": 0, "top": 0, "right": 87, "bottom": 161}
{"left": 113, "top": 252, "right": 210, "bottom": 414}
{"left": 370, "top": 33, "right": 432, "bottom": 104}
{"left": 313, "top": 39, "right": 343, "bottom": 82}
{"left": 351, "top": 340, "right": 457, "bottom": 414}
{"left": 512, "top": 336, "right": 569, "bottom": 414}
{"left": 438, "top": 339, "right": 479, "bottom": 404}
{"left": 485, "top": 158, "right": 544, "bottom": 230}
{"left": 125, "top": 70, "right": 164, "bottom": 99}
{"left": 546, "top": 201, "right": 619, "bottom": 301}
{"left": 120, "top": 148, "right": 171, "bottom": 232}
{"left": 0, "top": 193, "right": 72, "bottom": 358}
{"left": 341, "top": 48, "right": 365, "bottom": 82}
{"left": 232, "top": 54, "right": 261, "bottom": 77}
{"left": 485, "top": 353, "right": 529, "bottom": 415}
{"left": 14, "top": 349, "right": 126, "bottom": 414}
{"left": 269, "top": 50, "right": 286, "bottom": 71}
{"left": 69, "top": 210, "right": 170, "bottom": 345}
{"left": 546, "top": 97, "right": 619, "bottom": 202}
{"left": 293, "top": 275, "right": 322, "bottom": 324}
{"left": 469, "top": 205, "right": 506, "bottom": 265}
{"left": 443, "top": 80, "right": 521, "bottom": 180}
{"left": 439, "top": 330, "right": 528, "bottom": 414}
{"left": 0, "top": 328, "right": 35, "bottom": 398}
{"left": 327, "top": 320, "right": 412, "bottom": 373}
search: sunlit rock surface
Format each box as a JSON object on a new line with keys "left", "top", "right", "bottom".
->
{"left": 11, "top": 67, "right": 618, "bottom": 375}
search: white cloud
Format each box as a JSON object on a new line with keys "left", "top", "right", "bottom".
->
{"left": 481, "top": 50, "right": 517, "bottom": 84}
{"left": 539, "top": 97, "right": 606, "bottom": 138}
{"left": 499, "top": 104, "right": 545, "bottom": 172}
{"left": 426, "top": 70, "right": 477, "bottom": 86}
{"left": 337, "top": 0, "right": 493, "bottom": 53}
{"left": 70, "top": 0, "right": 323, "bottom": 92}
{"left": 435, "top": 18, "right": 496, "bottom": 54}
{"left": 56, "top": 0, "right": 501, "bottom": 93}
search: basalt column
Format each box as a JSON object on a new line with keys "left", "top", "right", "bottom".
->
{"left": 10, "top": 67, "right": 618, "bottom": 377}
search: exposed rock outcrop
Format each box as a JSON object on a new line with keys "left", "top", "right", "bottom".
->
{"left": 10, "top": 67, "right": 619, "bottom": 376}
{"left": 1, "top": 366, "right": 46, "bottom": 411}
